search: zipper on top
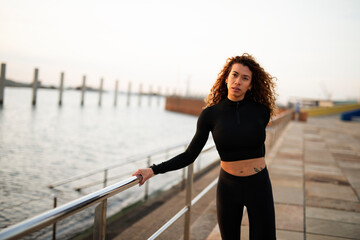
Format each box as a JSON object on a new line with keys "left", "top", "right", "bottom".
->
{"left": 236, "top": 102, "right": 240, "bottom": 125}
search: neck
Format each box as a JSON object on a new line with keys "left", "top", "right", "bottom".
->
{"left": 227, "top": 94, "right": 245, "bottom": 102}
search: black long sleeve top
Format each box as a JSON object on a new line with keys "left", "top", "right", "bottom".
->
{"left": 151, "top": 96, "right": 270, "bottom": 175}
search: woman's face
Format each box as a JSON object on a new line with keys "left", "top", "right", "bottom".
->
{"left": 226, "top": 63, "right": 252, "bottom": 101}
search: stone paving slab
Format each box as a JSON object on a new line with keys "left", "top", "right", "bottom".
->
{"left": 272, "top": 185, "right": 303, "bottom": 205}
{"left": 306, "top": 181, "right": 358, "bottom": 202}
{"left": 306, "top": 207, "right": 360, "bottom": 224}
{"left": 306, "top": 196, "right": 360, "bottom": 213}
{"left": 306, "top": 234, "right": 354, "bottom": 240}
{"left": 306, "top": 218, "right": 360, "bottom": 239}
{"left": 273, "top": 204, "right": 304, "bottom": 232}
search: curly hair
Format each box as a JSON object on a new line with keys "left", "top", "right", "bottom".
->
{"left": 205, "top": 53, "right": 277, "bottom": 118}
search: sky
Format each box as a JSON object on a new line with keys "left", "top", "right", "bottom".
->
{"left": 0, "top": 0, "right": 359, "bottom": 105}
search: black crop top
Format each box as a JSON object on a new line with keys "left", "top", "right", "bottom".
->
{"left": 151, "top": 97, "right": 270, "bottom": 175}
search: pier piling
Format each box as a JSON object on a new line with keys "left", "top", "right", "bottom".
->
{"left": 157, "top": 86, "right": 161, "bottom": 106}
{"left": 81, "top": 75, "right": 86, "bottom": 106}
{"left": 0, "top": 63, "right": 5, "bottom": 106}
{"left": 138, "top": 83, "right": 143, "bottom": 106}
{"left": 98, "top": 78, "right": 103, "bottom": 107}
{"left": 114, "top": 80, "right": 119, "bottom": 106}
{"left": 32, "top": 68, "right": 39, "bottom": 106}
{"left": 126, "top": 82, "right": 132, "bottom": 107}
{"left": 148, "top": 85, "right": 152, "bottom": 106}
{"left": 58, "top": 72, "right": 64, "bottom": 106}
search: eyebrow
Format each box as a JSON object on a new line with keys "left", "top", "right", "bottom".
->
{"left": 232, "top": 70, "right": 251, "bottom": 78}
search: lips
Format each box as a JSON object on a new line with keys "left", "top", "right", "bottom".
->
{"left": 232, "top": 87, "right": 241, "bottom": 92}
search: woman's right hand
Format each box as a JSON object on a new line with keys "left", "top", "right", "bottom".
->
{"left": 132, "top": 168, "right": 154, "bottom": 186}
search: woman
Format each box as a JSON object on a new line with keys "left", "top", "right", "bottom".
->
{"left": 132, "top": 53, "right": 277, "bottom": 239}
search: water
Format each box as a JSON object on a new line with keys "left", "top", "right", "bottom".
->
{"left": 0, "top": 88, "right": 218, "bottom": 238}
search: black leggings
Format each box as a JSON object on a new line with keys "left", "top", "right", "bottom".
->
{"left": 216, "top": 167, "right": 276, "bottom": 240}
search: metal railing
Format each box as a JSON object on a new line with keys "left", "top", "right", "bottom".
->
{"left": 0, "top": 176, "right": 142, "bottom": 240}
{"left": 0, "top": 145, "right": 219, "bottom": 240}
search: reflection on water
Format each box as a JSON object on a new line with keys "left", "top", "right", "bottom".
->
{"left": 0, "top": 88, "right": 205, "bottom": 237}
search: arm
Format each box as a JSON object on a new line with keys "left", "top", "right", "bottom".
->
{"left": 151, "top": 108, "right": 211, "bottom": 174}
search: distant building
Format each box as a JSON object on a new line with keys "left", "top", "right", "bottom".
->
{"left": 287, "top": 97, "right": 358, "bottom": 110}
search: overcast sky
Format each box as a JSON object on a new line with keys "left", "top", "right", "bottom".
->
{"left": 1, "top": 0, "right": 359, "bottom": 104}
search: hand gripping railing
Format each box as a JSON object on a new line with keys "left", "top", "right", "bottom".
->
{"left": 0, "top": 175, "right": 142, "bottom": 240}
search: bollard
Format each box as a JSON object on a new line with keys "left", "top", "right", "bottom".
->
{"left": 98, "top": 78, "right": 103, "bottom": 107}
{"left": 138, "top": 83, "right": 142, "bottom": 107}
{"left": 81, "top": 75, "right": 86, "bottom": 106}
{"left": 32, "top": 68, "right": 39, "bottom": 106}
{"left": 126, "top": 82, "right": 132, "bottom": 107}
{"left": 114, "top": 80, "right": 118, "bottom": 106}
{"left": 0, "top": 63, "right": 5, "bottom": 106}
{"left": 58, "top": 72, "right": 64, "bottom": 106}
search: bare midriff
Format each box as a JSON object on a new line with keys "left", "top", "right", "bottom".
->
{"left": 221, "top": 157, "right": 266, "bottom": 176}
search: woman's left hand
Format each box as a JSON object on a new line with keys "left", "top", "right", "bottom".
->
{"left": 132, "top": 168, "right": 154, "bottom": 186}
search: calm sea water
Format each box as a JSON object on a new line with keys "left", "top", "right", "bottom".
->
{"left": 0, "top": 88, "right": 218, "bottom": 238}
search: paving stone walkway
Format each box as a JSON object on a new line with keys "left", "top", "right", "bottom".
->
{"left": 207, "top": 115, "right": 360, "bottom": 240}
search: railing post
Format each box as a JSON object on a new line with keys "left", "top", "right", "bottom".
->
{"left": 52, "top": 195, "right": 57, "bottom": 240}
{"left": 103, "top": 169, "right": 108, "bottom": 188}
{"left": 93, "top": 199, "right": 107, "bottom": 240}
{"left": 144, "top": 156, "right": 151, "bottom": 201}
{"left": 0, "top": 63, "right": 6, "bottom": 106}
{"left": 184, "top": 163, "right": 194, "bottom": 240}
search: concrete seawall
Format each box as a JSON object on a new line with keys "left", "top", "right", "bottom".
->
{"left": 165, "top": 96, "right": 206, "bottom": 116}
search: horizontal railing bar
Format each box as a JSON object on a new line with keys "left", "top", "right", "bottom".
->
{"left": 147, "top": 206, "right": 188, "bottom": 240}
{"left": 0, "top": 176, "right": 141, "bottom": 240}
